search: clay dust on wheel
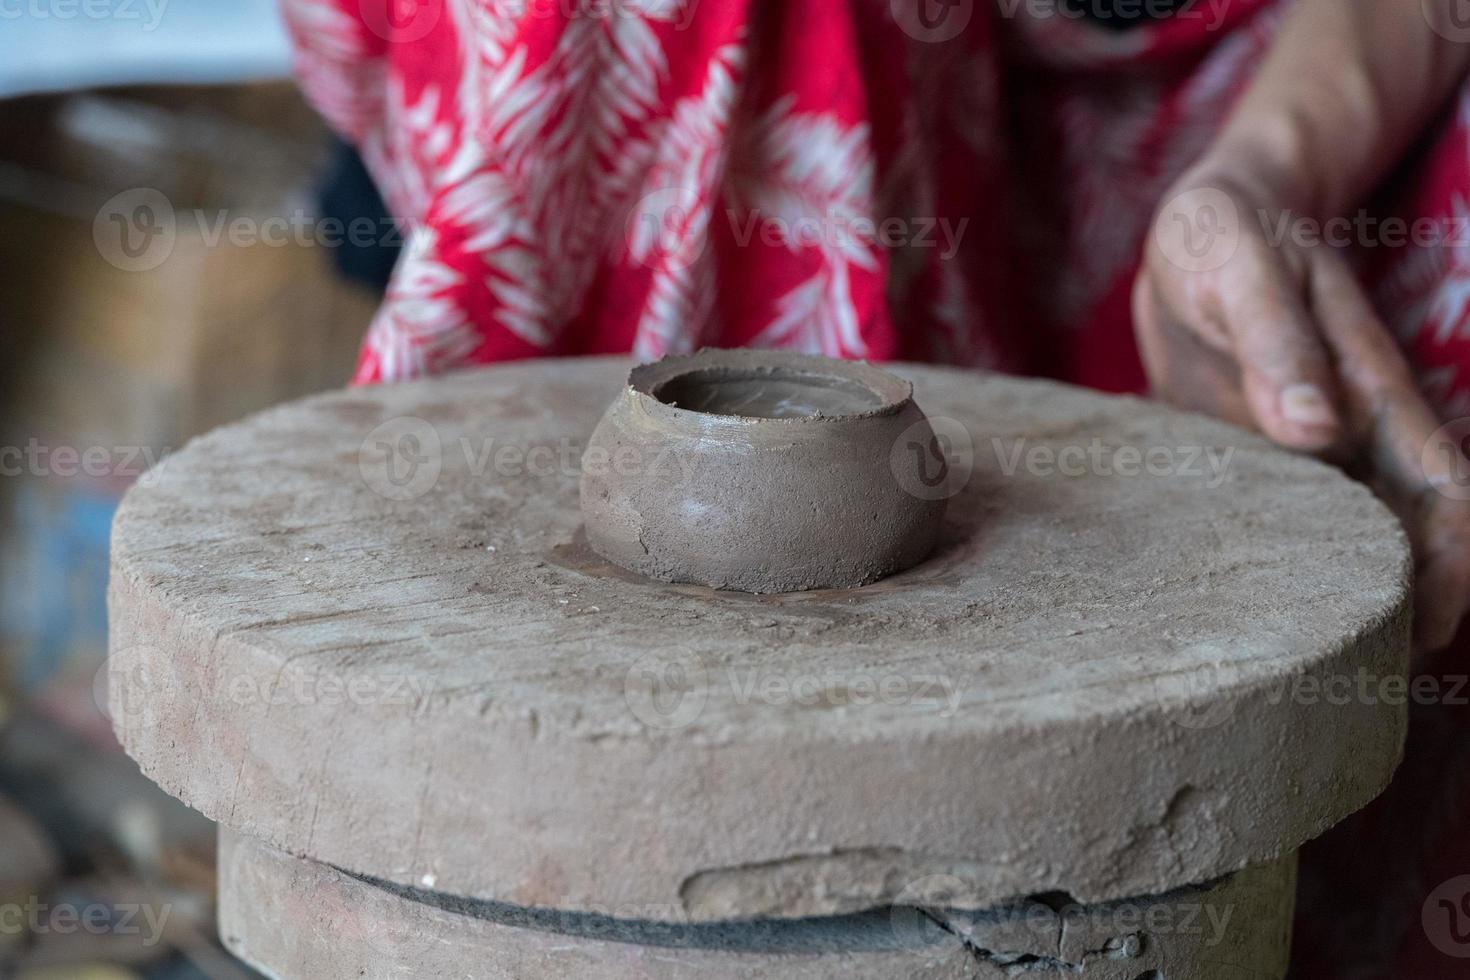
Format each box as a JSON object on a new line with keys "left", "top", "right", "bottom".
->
{"left": 108, "top": 356, "right": 1410, "bottom": 924}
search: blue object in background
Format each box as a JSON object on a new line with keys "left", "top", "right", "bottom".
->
{"left": 1, "top": 482, "right": 118, "bottom": 691}
{"left": 0, "top": 0, "right": 291, "bottom": 99}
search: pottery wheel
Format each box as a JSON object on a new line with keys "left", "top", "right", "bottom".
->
{"left": 218, "top": 831, "right": 1297, "bottom": 980}
{"left": 109, "top": 357, "right": 1410, "bottom": 920}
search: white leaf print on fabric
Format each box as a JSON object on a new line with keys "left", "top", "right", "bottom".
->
{"left": 280, "top": 0, "right": 386, "bottom": 143}
{"left": 628, "top": 46, "right": 743, "bottom": 359}
{"left": 449, "top": 0, "right": 708, "bottom": 352}
{"left": 364, "top": 79, "right": 461, "bottom": 224}
{"left": 1378, "top": 194, "right": 1470, "bottom": 352}
{"left": 1376, "top": 91, "right": 1470, "bottom": 361}
{"left": 363, "top": 228, "right": 482, "bottom": 379}
{"left": 733, "top": 97, "right": 880, "bottom": 357}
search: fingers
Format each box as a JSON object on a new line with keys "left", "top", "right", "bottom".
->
{"left": 1308, "top": 251, "right": 1470, "bottom": 653}
{"left": 1145, "top": 224, "right": 1342, "bottom": 451}
{"left": 1415, "top": 500, "right": 1470, "bottom": 654}
{"left": 1143, "top": 202, "right": 1470, "bottom": 653}
{"left": 1308, "top": 252, "right": 1431, "bottom": 486}
{"left": 1214, "top": 244, "right": 1343, "bottom": 452}
{"left": 1133, "top": 273, "right": 1254, "bottom": 429}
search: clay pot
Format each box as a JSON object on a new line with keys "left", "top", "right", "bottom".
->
{"left": 579, "top": 349, "right": 948, "bottom": 593}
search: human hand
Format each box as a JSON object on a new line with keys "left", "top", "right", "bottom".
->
{"left": 1135, "top": 164, "right": 1470, "bottom": 654}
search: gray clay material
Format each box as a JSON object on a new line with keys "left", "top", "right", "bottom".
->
{"left": 580, "top": 349, "right": 948, "bottom": 593}
{"left": 219, "top": 831, "right": 1296, "bottom": 979}
{"left": 110, "top": 357, "right": 1411, "bottom": 920}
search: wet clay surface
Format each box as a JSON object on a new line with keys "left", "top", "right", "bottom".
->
{"left": 581, "top": 350, "right": 947, "bottom": 592}
{"left": 652, "top": 368, "right": 883, "bottom": 418}
{"left": 111, "top": 357, "right": 1410, "bottom": 922}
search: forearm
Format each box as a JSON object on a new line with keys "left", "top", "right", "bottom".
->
{"left": 1201, "top": 0, "right": 1470, "bottom": 217}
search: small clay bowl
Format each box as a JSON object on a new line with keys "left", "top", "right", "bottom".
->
{"left": 579, "top": 349, "right": 948, "bottom": 593}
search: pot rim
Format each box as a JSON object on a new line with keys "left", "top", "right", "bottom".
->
{"left": 626, "top": 349, "right": 913, "bottom": 426}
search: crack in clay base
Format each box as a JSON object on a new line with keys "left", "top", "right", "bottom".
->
{"left": 579, "top": 350, "right": 950, "bottom": 593}
{"left": 221, "top": 832, "right": 1296, "bottom": 979}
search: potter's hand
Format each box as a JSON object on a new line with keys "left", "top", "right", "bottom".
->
{"left": 1136, "top": 166, "right": 1470, "bottom": 654}
{"left": 1131, "top": 0, "right": 1470, "bottom": 655}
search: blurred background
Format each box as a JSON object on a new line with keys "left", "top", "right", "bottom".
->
{"left": 0, "top": 3, "right": 391, "bottom": 975}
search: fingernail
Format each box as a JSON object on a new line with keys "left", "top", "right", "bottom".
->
{"left": 1281, "top": 384, "right": 1335, "bottom": 428}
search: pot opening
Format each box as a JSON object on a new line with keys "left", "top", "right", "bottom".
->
{"left": 652, "top": 367, "right": 885, "bottom": 419}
